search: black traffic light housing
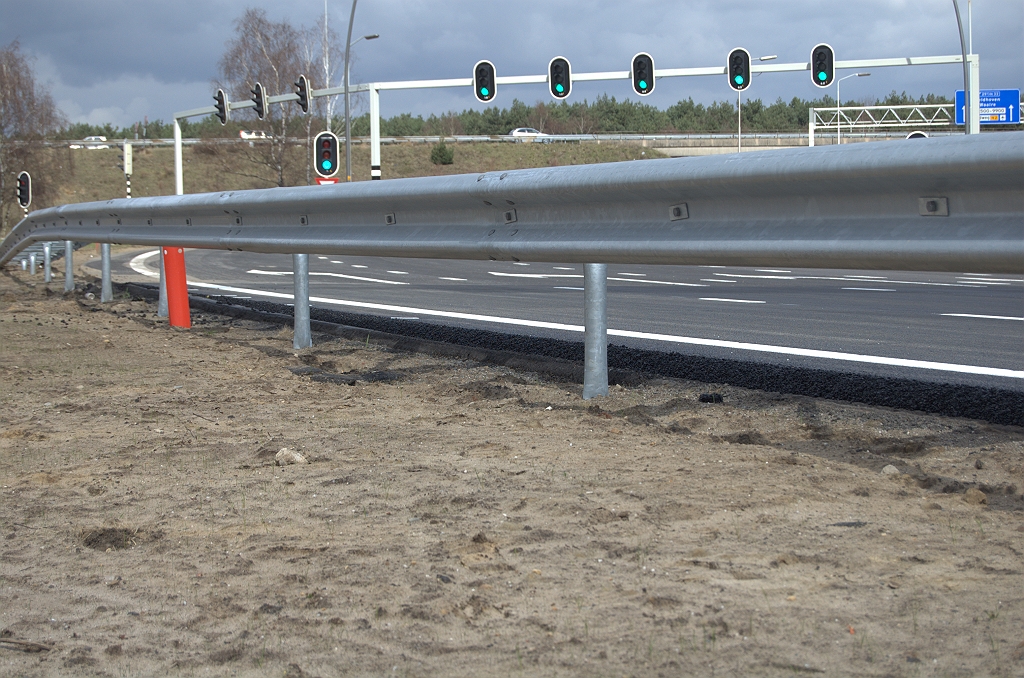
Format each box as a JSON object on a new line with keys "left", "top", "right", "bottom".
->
{"left": 548, "top": 57, "right": 571, "bottom": 99}
{"left": 728, "top": 48, "right": 751, "bottom": 91}
{"left": 810, "top": 44, "right": 835, "bottom": 88}
{"left": 295, "top": 75, "right": 310, "bottom": 113}
{"left": 631, "top": 52, "right": 655, "bottom": 96}
{"left": 251, "top": 82, "right": 266, "bottom": 120}
{"left": 313, "top": 131, "right": 340, "bottom": 178}
{"left": 214, "top": 89, "right": 228, "bottom": 125}
{"left": 16, "top": 171, "right": 31, "bottom": 209}
{"left": 473, "top": 60, "right": 496, "bottom": 103}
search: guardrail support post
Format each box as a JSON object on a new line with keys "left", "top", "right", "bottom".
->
{"left": 43, "top": 243, "right": 51, "bottom": 283}
{"left": 64, "top": 241, "right": 74, "bottom": 292}
{"left": 157, "top": 251, "right": 168, "bottom": 317}
{"left": 583, "top": 263, "right": 609, "bottom": 399}
{"left": 292, "top": 253, "right": 312, "bottom": 349}
{"left": 29, "top": 253, "right": 37, "bottom": 276}
{"left": 101, "top": 243, "right": 113, "bottom": 302}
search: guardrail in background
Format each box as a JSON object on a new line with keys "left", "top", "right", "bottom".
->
{"left": 3, "top": 133, "right": 1022, "bottom": 397}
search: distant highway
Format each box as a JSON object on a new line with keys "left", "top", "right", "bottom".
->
{"left": 104, "top": 249, "right": 1024, "bottom": 393}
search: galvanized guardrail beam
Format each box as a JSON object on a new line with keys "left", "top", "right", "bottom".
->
{"left": 4, "top": 133, "right": 1021, "bottom": 273}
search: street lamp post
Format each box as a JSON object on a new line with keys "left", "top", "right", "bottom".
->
{"left": 343, "top": 0, "right": 378, "bottom": 182}
{"left": 738, "top": 55, "right": 777, "bottom": 152}
{"left": 836, "top": 72, "right": 870, "bottom": 145}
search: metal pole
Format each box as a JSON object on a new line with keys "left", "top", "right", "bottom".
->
{"left": 582, "top": 263, "right": 609, "bottom": 400}
{"left": 343, "top": 0, "right": 358, "bottom": 182}
{"left": 292, "top": 253, "right": 312, "bottom": 349}
{"left": 737, "top": 90, "right": 741, "bottom": 152}
{"left": 837, "top": 79, "right": 842, "bottom": 145}
{"left": 953, "top": 0, "right": 970, "bottom": 134}
{"left": 101, "top": 243, "right": 113, "bottom": 302}
{"left": 808, "top": 108, "right": 815, "bottom": 147}
{"left": 64, "top": 240, "right": 74, "bottom": 292}
{"left": 969, "top": 55, "right": 981, "bottom": 135}
{"left": 43, "top": 242, "right": 51, "bottom": 282}
{"left": 158, "top": 252, "right": 168, "bottom": 317}
{"left": 370, "top": 85, "right": 381, "bottom": 179}
{"left": 163, "top": 117, "right": 183, "bottom": 317}
{"left": 29, "top": 253, "right": 37, "bottom": 276}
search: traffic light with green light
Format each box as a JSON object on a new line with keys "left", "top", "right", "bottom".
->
{"left": 313, "top": 131, "right": 340, "bottom": 178}
{"left": 549, "top": 57, "right": 571, "bottom": 99}
{"left": 810, "top": 44, "right": 834, "bottom": 88}
{"left": 631, "top": 53, "right": 655, "bottom": 96}
{"left": 16, "top": 171, "right": 31, "bottom": 209}
{"left": 473, "top": 60, "right": 496, "bottom": 103}
{"left": 214, "top": 89, "right": 228, "bottom": 125}
{"left": 728, "top": 48, "right": 751, "bottom": 91}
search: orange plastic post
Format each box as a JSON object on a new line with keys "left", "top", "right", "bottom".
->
{"left": 162, "top": 246, "right": 191, "bottom": 328}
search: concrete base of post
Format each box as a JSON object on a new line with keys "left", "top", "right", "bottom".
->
{"left": 101, "top": 243, "right": 113, "bottom": 302}
{"left": 293, "top": 253, "right": 312, "bottom": 349}
{"left": 64, "top": 241, "right": 74, "bottom": 292}
{"left": 583, "top": 263, "right": 609, "bottom": 399}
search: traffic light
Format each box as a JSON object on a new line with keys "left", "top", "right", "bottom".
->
{"left": 549, "top": 57, "right": 571, "bottom": 99}
{"left": 631, "top": 52, "right": 655, "bottom": 96}
{"left": 117, "top": 142, "right": 133, "bottom": 176}
{"left": 473, "top": 60, "right": 496, "bottom": 103}
{"left": 810, "top": 44, "right": 834, "bottom": 88}
{"left": 295, "top": 75, "right": 310, "bottom": 114}
{"left": 313, "top": 131, "right": 340, "bottom": 178}
{"left": 214, "top": 89, "right": 228, "bottom": 125}
{"left": 251, "top": 82, "right": 266, "bottom": 120}
{"left": 728, "top": 48, "right": 751, "bottom": 91}
{"left": 16, "top": 171, "right": 31, "bottom": 209}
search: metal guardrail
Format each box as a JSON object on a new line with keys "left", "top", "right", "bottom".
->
{"left": 3, "top": 132, "right": 1022, "bottom": 273}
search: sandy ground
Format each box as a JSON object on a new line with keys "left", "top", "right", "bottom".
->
{"left": 1, "top": 264, "right": 1023, "bottom": 678}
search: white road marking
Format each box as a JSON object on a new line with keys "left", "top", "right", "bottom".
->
{"left": 844, "top": 275, "right": 888, "bottom": 279}
{"left": 942, "top": 314, "right": 1024, "bottom": 321}
{"left": 700, "top": 298, "right": 766, "bottom": 304}
{"left": 609, "top": 277, "right": 708, "bottom": 287}
{"left": 757, "top": 269, "right": 791, "bottom": 273}
{"left": 330, "top": 260, "right": 342, "bottom": 264}
{"left": 718, "top": 272, "right": 977, "bottom": 288}
{"left": 616, "top": 272, "right": 647, "bottom": 277}
{"left": 247, "top": 269, "right": 408, "bottom": 285}
{"left": 387, "top": 271, "right": 409, "bottom": 275}
{"left": 176, "top": 281, "right": 1024, "bottom": 380}
{"left": 702, "top": 279, "right": 736, "bottom": 283}
{"left": 842, "top": 287, "right": 894, "bottom": 292}
{"left": 553, "top": 267, "right": 576, "bottom": 270}
{"left": 489, "top": 272, "right": 584, "bottom": 279}
{"left": 513, "top": 262, "right": 531, "bottom": 266}
{"left": 954, "top": 280, "right": 1012, "bottom": 285}
{"left": 317, "top": 256, "right": 329, "bottom": 260}
{"left": 554, "top": 286, "right": 585, "bottom": 291}
{"left": 129, "top": 250, "right": 160, "bottom": 277}
{"left": 439, "top": 277, "right": 467, "bottom": 281}
{"left": 351, "top": 265, "right": 368, "bottom": 269}
{"left": 716, "top": 272, "right": 796, "bottom": 280}
{"left": 957, "top": 277, "right": 1022, "bottom": 283}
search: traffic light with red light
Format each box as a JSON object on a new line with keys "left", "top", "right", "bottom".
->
{"left": 728, "top": 48, "right": 751, "bottom": 91}
{"left": 473, "top": 60, "right": 496, "bottom": 103}
{"left": 549, "top": 57, "right": 571, "bottom": 99}
{"left": 313, "top": 131, "right": 340, "bottom": 178}
{"left": 631, "top": 53, "right": 655, "bottom": 96}
{"left": 16, "top": 171, "right": 31, "bottom": 209}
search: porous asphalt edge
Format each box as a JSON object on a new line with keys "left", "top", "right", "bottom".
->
{"left": 120, "top": 283, "right": 1023, "bottom": 427}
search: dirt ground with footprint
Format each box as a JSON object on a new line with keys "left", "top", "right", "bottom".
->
{"left": 1, "top": 263, "right": 1023, "bottom": 677}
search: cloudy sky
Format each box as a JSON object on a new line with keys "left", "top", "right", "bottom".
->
{"left": 2, "top": 0, "right": 1021, "bottom": 128}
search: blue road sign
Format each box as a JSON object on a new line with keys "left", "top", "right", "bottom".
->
{"left": 956, "top": 89, "right": 1021, "bottom": 125}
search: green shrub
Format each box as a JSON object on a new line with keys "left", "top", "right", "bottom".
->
{"left": 430, "top": 141, "right": 454, "bottom": 165}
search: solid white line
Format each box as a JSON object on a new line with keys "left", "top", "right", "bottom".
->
{"left": 954, "top": 280, "right": 1012, "bottom": 286}
{"left": 554, "top": 286, "right": 585, "bottom": 291}
{"left": 247, "top": 269, "right": 408, "bottom": 285}
{"left": 716, "top": 272, "right": 796, "bottom": 280}
{"left": 616, "top": 272, "right": 647, "bottom": 277}
{"left": 609, "top": 277, "right": 708, "bottom": 287}
{"left": 553, "top": 267, "right": 576, "bottom": 271}
{"left": 129, "top": 249, "right": 160, "bottom": 277}
{"left": 702, "top": 279, "right": 736, "bottom": 283}
{"left": 439, "top": 277, "right": 467, "bottom": 281}
{"left": 489, "top": 272, "right": 584, "bottom": 279}
{"left": 700, "top": 297, "right": 766, "bottom": 304}
{"left": 842, "top": 287, "right": 894, "bottom": 292}
{"left": 173, "top": 281, "right": 1023, "bottom": 380}
{"left": 957, "top": 277, "right": 1022, "bottom": 283}
{"left": 844, "top": 275, "right": 888, "bottom": 279}
{"left": 718, "top": 272, "right": 977, "bottom": 287}
{"left": 756, "top": 269, "right": 791, "bottom": 273}
{"left": 942, "top": 313, "right": 1024, "bottom": 321}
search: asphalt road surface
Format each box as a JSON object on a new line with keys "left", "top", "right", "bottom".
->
{"left": 108, "top": 248, "right": 1023, "bottom": 392}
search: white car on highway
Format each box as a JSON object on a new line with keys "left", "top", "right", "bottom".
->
{"left": 509, "top": 127, "right": 550, "bottom": 142}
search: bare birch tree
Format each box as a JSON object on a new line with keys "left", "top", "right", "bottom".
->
{"left": 0, "top": 41, "right": 66, "bottom": 236}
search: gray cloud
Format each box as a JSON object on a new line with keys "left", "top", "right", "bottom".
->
{"left": 2, "top": 0, "right": 1020, "bottom": 126}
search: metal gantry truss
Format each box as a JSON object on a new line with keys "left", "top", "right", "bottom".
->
{"left": 808, "top": 104, "right": 956, "bottom": 145}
